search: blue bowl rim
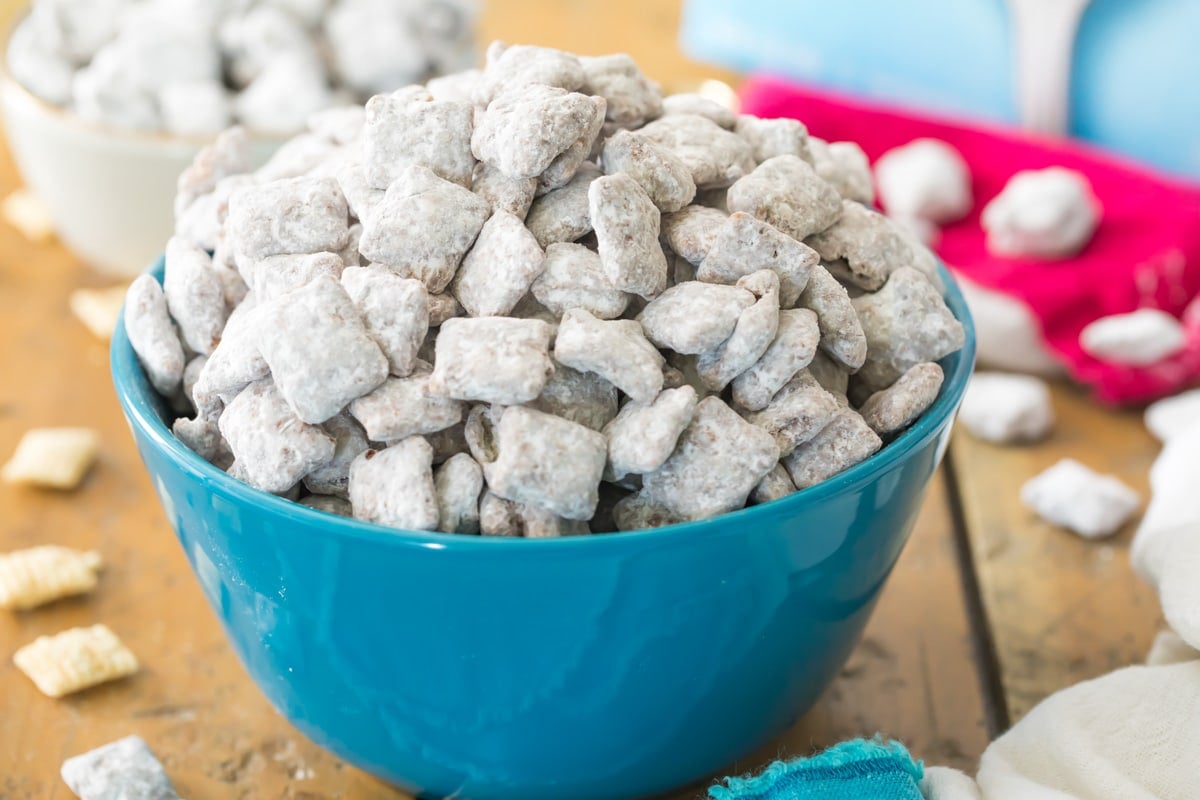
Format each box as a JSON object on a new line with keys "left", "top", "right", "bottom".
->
{"left": 111, "top": 257, "right": 976, "bottom": 551}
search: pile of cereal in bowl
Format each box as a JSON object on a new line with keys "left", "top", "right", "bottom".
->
{"left": 6, "top": 0, "right": 478, "bottom": 136}
{"left": 125, "top": 42, "right": 966, "bottom": 535}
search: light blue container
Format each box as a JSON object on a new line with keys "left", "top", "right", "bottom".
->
{"left": 682, "top": 0, "right": 1200, "bottom": 180}
{"left": 112, "top": 259, "right": 975, "bottom": 800}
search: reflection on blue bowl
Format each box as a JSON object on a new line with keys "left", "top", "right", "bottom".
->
{"left": 112, "top": 257, "right": 975, "bottom": 800}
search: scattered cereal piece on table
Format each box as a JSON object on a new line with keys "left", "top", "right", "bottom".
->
{"left": 1020, "top": 458, "right": 1140, "bottom": 539}
{"left": 69, "top": 286, "right": 128, "bottom": 341}
{"left": 958, "top": 372, "right": 1055, "bottom": 444}
{"left": 61, "top": 735, "right": 179, "bottom": 800}
{"left": 2, "top": 428, "right": 101, "bottom": 490}
{"left": 14, "top": 624, "right": 139, "bottom": 697}
{"left": 0, "top": 546, "right": 102, "bottom": 611}
{"left": 2, "top": 188, "right": 55, "bottom": 242}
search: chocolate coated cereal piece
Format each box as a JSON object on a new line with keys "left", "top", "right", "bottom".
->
{"left": 176, "top": 127, "right": 251, "bottom": 217}
{"left": 254, "top": 133, "right": 337, "bottom": 183}
{"left": 660, "top": 205, "right": 728, "bottom": 264}
{"left": 874, "top": 138, "right": 972, "bottom": 225}
{"left": 727, "top": 155, "right": 842, "bottom": 241}
{"left": 852, "top": 267, "right": 965, "bottom": 390}
{"left": 227, "top": 176, "right": 349, "bottom": 262}
{"left": 358, "top": 164, "right": 491, "bottom": 294}
{"left": 430, "top": 317, "right": 554, "bottom": 404}
{"left": 219, "top": 378, "right": 336, "bottom": 493}
{"left": 61, "top": 735, "right": 179, "bottom": 800}
{"left": 162, "top": 238, "right": 226, "bottom": 356}
{"left": 173, "top": 415, "right": 231, "bottom": 468}
{"left": 696, "top": 270, "right": 781, "bottom": 391}
{"left": 435, "top": 452, "right": 483, "bottom": 534}
{"left": 254, "top": 252, "right": 343, "bottom": 302}
{"left": 341, "top": 265, "right": 429, "bottom": 376}
{"left": 426, "top": 420, "right": 469, "bottom": 464}
{"left": 612, "top": 491, "right": 683, "bottom": 531}
{"left": 348, "top": 438, "right": 439, "bottom": 531}
{"left": 637, "top": 281, "right": 754, "bottom": 354}
{"left": 428, "top": 293, "right": 463, "bottom": 327}
{"left": 349, "top": 365, "right": 465, "bottom": 441}
{"left": 537, "top": 94, "right": 606, "bottom": 193}
{"left": 472, "top": 162, "right": 537, "bottom": 219}
{"left": 579, "top": 53, "right": 663, "bottom": 129}
{"left": 697, "top": 212, "right": 818, "bottom": 307}
{"left": 523, "top": 163, "right": 600, "bottom": 248}
{"left": 554, "top": 309, "right": 664, "bottom": 403}
{"left": 800, "top": 264, "right": 868, "bottom": 370}
{"left": 300, "top": 495, "right": 353, "bottom": 517}
{"left": 363, "top": 88, "right": 475, "bottom": 188}
{"left": 751, "top": 463, "right": 796, "bottom": 504}
{"left": 531, "top": 243, "right": 629, "bottom": 320}
{"left": 529, "top": 364, "right": 619, "bottom": 431}
{"left": 734, "top": 115, "right": 811, "bottom": 164}
{"left": 472, "top": 84, "right": 603, "bottom": 180}
{"left": 745, "top": 371, "right": 843, "bottom": 456}
{"left": 807, "top": 350, "right": 850, "bottom": 398}
{"left": 308, "top": 105, "right": 366, "bottom": 145}
{"left": 323, "top": 0, "right": 429, "bottom": 98}
{"left": 637, "top": 113, "right": 755, "bottom": 189}
{"left": 1020, "top": 458, "right": 1139, "bottom": 539}
{"left": 193, "top": 298, "right": 268, "bottom": 401}
{"left": 600, "top": 129, "right": 696, "bottom": 213}
{"left": 589, "top": 172, "right": 669, "bottom": 298}
{"left": 479, "top": 491, "right": 590, "bottom": 538}
{"left": 641, "top": 396, "right": 779, "bottom": 520}
{"left": 258, "top": 274, "right": 389, "bottom": 424}
{"left": 483, "top": 406, "right": 607, "bottom": 521}
{"left": 304, "top": 413, "right": 370, "bottom": 499}
{"left": 782, "top": 409, "right": 883, "bottom": 489}
{"left": 335, "top": 160, "right": 385, "bottom": 223}
{"left": 125, "top": 275, "right": 185, "bottom": 396}
{"left": 452, "top": 211, "right": 546, "bottom": 317}
{"left": 731, "top": 308, "right": 820, "bottom": 412}
{"left": 161, "top": 80, "right": 231, "bottom": 137}
{"left": 233, "top": 52, "right": 334, "bottom": 136}
{"left": 604, "top": 386, "right": 698, "bottom": 480}
{"left": 426, "top": 69, "right": 481, "bottom": 103}
{"left": 661, "top": 92, "right": 736, "bottom": 129}
{"left": 807, "top": 138, "right": 874, "bottom": 205}
{"left": 858, "top": 362, "right": 944, "bottom": 436}
{"left": 807, "top": 200, "right": 921, "bottom": 291}
{"left": 981, "top": 167, "right": 1099, "bottom": 260}
{"left": 474, "top": 43, "right": 585, "bottom": 106}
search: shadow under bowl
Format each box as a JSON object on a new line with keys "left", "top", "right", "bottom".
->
{"left": 112, "top": 257, "right": 976, "bottom": 800}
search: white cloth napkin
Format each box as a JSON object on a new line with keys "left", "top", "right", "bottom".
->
{"left": 922, "top": 422, "right": 1200, "bottom": 800}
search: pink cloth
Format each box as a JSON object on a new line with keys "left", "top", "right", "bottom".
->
{"left": 740, "top": 77, "right": 1200, "bottom": 405}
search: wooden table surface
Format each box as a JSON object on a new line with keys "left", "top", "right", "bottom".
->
{"left": 0, "top": 1, "right": 1166, "bottom": 797}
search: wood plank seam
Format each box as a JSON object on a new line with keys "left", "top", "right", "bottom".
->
{"left": 942, "top": 453, "right": 1012, "bottom": 738}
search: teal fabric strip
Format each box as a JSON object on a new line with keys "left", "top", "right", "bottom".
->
{"left": 709, "top": 739, "right": 925, "bottom": 800}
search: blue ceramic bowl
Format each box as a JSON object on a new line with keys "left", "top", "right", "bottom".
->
{"left": 112, "top": 258, "right": 975, "bottom": 800}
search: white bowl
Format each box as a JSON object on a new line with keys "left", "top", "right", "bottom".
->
{"left": 0, "top": 18, "right": 279, "bottom": 277}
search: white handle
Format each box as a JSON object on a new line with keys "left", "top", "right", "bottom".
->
{"left": 1006, "top": 0, "right": 1093, "bottom": 135}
